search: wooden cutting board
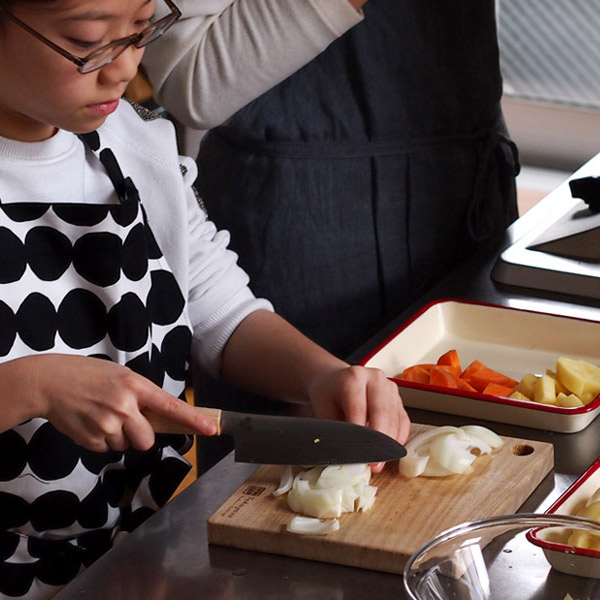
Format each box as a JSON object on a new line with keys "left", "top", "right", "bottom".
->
{"left": 207, "top": 424, "right": 554, "bottom": 574}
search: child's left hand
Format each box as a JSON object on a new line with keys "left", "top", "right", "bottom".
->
{"left": 305, "top": 364, "right": 410, "bottom": 473}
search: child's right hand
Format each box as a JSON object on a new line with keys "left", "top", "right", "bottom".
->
{"left": 0, "top": 354, "right": 217, "bottom": 452}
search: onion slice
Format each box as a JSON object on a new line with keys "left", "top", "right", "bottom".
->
{"left": 272, "top": 465, "right": 294, "bottom": 497}
{"left": 278, "top": 463, "right": 377, "bottom": 530}
{"left": 399, "top": 425, "right": 504, "bottom": 478}
{"left": 286, "top": 516, "right": 340, "bottom": 535}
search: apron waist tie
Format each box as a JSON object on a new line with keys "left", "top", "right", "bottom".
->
{"left": 466, "top": 130, "right": 521, "bottom": 242}
{"left": 214, "top": 125, "right": 510, "bottom": 159}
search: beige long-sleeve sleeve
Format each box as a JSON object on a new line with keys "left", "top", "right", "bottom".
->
{"left": 143, "top": 0, "right": 363, "bottom": 133}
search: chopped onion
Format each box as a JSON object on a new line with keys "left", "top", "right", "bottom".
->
{"left": 429, "top": 431, "right": 491, "bottom": 474}
{"left": 399, "top": 425, "right": 504, "bottom": 478}
{"left": 279, "top": 463, "right": 377, "bottom": 530}
{"left": 286, "top": 516, "right": 340, "bottom": 535}
{"left": 399, "top": 426, "right": 467, "bottom": 478}
{"left": 287, "top": 479, "right": 344, "bottom": 518}
{"left": 461, "top": 425, "right": 504, "bottom": 449}
{"left": 272, "top": 465, "right": 294, "bottom": 497}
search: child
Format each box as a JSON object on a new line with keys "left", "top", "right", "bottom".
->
{"left": 0, "top": 1, "right": 410, "bottom": 598}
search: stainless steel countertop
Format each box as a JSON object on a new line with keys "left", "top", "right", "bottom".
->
{"left": 55, "top": 159, "right": 600, "bottom": 599}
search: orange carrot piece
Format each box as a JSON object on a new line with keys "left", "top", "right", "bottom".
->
{"left": 429, "top": 367, "right": 459, "bottom": 389}
{"left": 402, "top": 365, "right": 431, "bottom": 384}
{"left": 455, "top": 377, "right": 478, "bottom": 393}
{"left": 434, "top": 364, "right": 461, "bottom": 378}
{"left": 469, "top": 367, "right": 519, "bottom": 393}
{"left": 482, "top": 382, "right": 516, "bottom": 397}
{"left": 437, "top": 349, "right": 462, "bottom": 372}
{"left": 459, "top": 359, "right": 486, "bottom": 382}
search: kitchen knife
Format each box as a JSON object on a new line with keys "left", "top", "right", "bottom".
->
{"left": 145, "top": 407, "right": 406, "bottom": 465}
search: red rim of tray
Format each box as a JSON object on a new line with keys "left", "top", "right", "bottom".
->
{"left": 359, "top": 298, "right": 600, "bottom": 415}
{"left": 527, "top": 457, "right": 600, "bottom": 557}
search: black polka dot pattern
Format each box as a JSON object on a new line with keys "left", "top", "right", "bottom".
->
{"left": 0, "top": 227, "right": 27, "bottom": 283}
{"left": 25, "top": 227, "right": 72, "bottom": 281}
{"left": 57, "top": 289, "right": 108, "bottom": 350}
{"left": 0, "top": 136, "right": 193, "bottom": 597}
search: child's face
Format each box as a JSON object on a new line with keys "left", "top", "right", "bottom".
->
{"left": 0, "top": 0, "right": 156, "bottom": 141}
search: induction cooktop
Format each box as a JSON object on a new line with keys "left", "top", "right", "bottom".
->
{"left": 492, "top": 175, "right": 600, "bottom": 301}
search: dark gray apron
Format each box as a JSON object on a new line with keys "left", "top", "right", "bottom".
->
{"left": 197, "top": 0, "right": 518, "bottom": 357}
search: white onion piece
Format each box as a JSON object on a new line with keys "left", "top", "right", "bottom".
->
{"left": 461, "top": 425, "right": 504, "bottom": 449}
{"left": 399, "top": 426, "right": 466, "bottom": 477}
{"left": 287, "top": 479, "right": 343, "bottom": 518}
{"left": 399, "top": 425, "right": 503, "bottom": 478}
{"left": 315, "top": 464, "right": 371, "bottom": 489}
{"left": 404, "top": 426, "right": 467, "bottom": 451}
{"left": 296, "top": 466, "right": 324, "bottom": 486}
{"left": 355, "top": 484, "right": 378, "bottom": 512}
{"left": 286, "top": 516, "right": 340, "bottom": 535}
{"left": 284, "top": 464, "right": 376, "bottom": 524}
{"left": 429, "top": 432, "right": 491, "bottom": 474}
{"left": 421, "top": 457, "right": 456, "bottom": 477}
{"left": 272, "top": 465, "right": 294, "bottom": 497}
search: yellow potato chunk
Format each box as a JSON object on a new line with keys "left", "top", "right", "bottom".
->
{"left": 516, "top": 373, "right": 538, "bottom": 400}
{"left": 581, "top": 391, "right": 598, "bottom": 405}
{"left": 555, "top": 393, "right": 585, "bottom": 408}
{"left": 533, "top": 373, "right": 556, "bottom": 404}
{"left": 545, "top": 369, "right": 569, "bottom": 395}
{"left": 568, "top": 501, "right": 600, "bottom": 550}
{"left": 509, "top": 390, "right": 530, "bottom": 402}
{"left": 556, "top": 357, "right": 600, "bottom": 398}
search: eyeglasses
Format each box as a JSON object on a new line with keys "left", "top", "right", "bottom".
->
{"left": 0, "top": 0, "right": 181, "bottom": 74}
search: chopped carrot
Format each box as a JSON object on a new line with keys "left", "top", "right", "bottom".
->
{"left": 459, "top": 359, "right": 486, "bottom": 382}
{"left": 437, "top": 349, "right": 462, "bottom": 372}
{"left": 469, "top": 367, "right": 519, "bottom": 393}
{"left": 482, "top": 382, "right": 516, "bottom": 397}
{"left": 455, "top": 377, "right": 478, "bottom": 393}
{"left": 434, "top": 364, "right": 461, "bottom": 378}
{"left": 402, "top": 365, "right": 431, "bottom": 384}
{"left": 429, "top": 367, "right": 459, "bottom": 389}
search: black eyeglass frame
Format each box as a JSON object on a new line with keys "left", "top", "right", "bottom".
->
{"left": 0, "top": 0, "right": 181, "bottom": 74}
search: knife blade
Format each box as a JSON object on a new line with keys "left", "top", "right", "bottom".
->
{"left": 145, "top": 406, "right": 406, "bottom": 465}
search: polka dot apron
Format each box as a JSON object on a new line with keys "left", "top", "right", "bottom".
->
{"left": 0, "top": 131, "right": 192, "bottom": 599}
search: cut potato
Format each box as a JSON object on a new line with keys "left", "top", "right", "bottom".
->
{"left": 568, "top": 501, "right": 600, "bottom": 550}
{"left": 516, "top": 373, "right": 538, "bottom": 400}
{"left": 545, "top": 369, "right": 569, "bottom": 395}
{"left": 555, "top": 393, "right": 585, "bottom": 408}
{"left": 533, "top": 373, "right": 556, "bottom": 405}
{"left": 509, "top": 390, "right": 530, "bottom": 402}
{"left": 581, "top": 391, "right": 598, "bottom": 405}
{"left": 556, "top": 357, "right": 600, "bottom": 398}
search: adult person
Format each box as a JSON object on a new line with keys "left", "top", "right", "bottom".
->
{"left": 143, "top": 0, "right": 519, "bottom": 468}
{"left": 144, "top": 0, "right": 520, "bottom": 359}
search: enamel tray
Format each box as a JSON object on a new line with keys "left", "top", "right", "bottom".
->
{"left": 359, "top": 299, "right": 600, "bottom": 433}
{"left": 528, "top": 458, "right": 600, "bottom": 578}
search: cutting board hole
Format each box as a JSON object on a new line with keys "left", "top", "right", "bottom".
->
{"left": 512, "top": 444, "right": 534, "bottom": 456}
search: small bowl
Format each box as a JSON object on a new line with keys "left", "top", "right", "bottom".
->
{"left": 528, "top": 458, "right": 600, "bottom": 578}
{"left": 403, "top": 513, "right": 600, "bottom": 600}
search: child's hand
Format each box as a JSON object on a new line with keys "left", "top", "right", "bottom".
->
{"left": 306, "top": 364, "right": 410, "bottom": 473}
{"left": 2, "top": 354, "right": 216, "bottom": 453}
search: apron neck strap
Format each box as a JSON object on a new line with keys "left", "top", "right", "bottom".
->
{"left": 78, "top": 131, "right": 140, "bottom": 205}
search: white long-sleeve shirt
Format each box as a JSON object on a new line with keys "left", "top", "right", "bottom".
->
{"left": 0, "top": 100, "right": 272, "bottom": 378}
{"left": 142, "top": 0, "right": 363, "bottom": 152}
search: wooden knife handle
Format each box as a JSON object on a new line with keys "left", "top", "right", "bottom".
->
{"left": 144, "top": 406, "right": 222, "bottom": 435}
